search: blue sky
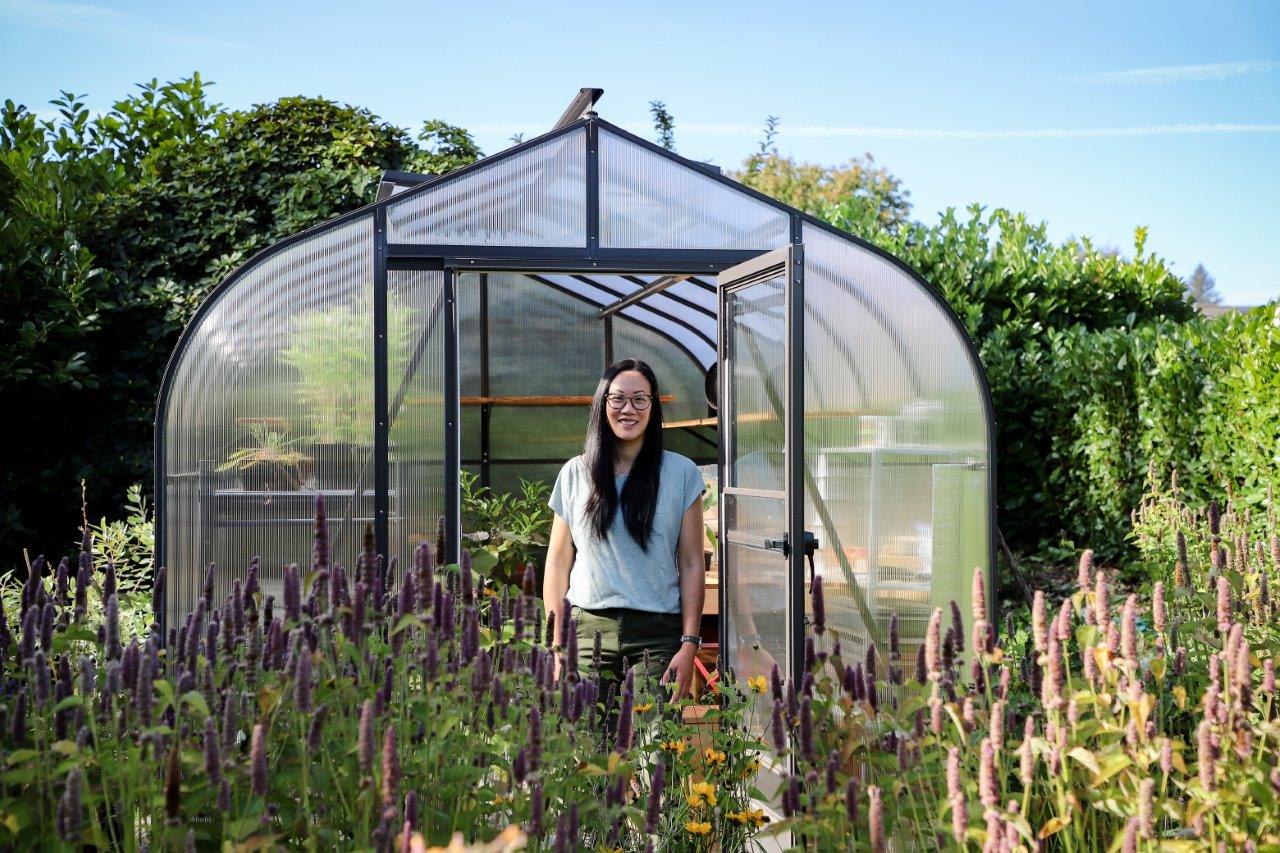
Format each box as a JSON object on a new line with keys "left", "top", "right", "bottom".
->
{"left": 3, "top": 0, "right": 1277, "bottom": 304}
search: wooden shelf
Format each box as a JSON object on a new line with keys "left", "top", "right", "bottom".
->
{"left": 665, "top": 416, "right": 718, "bottom": 430}
{"left": 404, "top": 394, "right": 675, "bottom": 408}
{"left": 663, "top": 409, "right": 873, "bottom": 431}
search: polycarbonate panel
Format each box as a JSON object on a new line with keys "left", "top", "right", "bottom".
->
{"left": 388, "top": 269, "right": 447, "bottom": 567}
{"left": 386, "top": 128, "right": 586, "bottom": 246}
{"left": 800, "top": 224, "right": 990, "bottom": 665}
{"left": 486, "top": 273, "right": 604, "bottom": 395}
{"left": 162, "top": 216, "right": 375, "bottom": 629}
{"left": 538, "top": 273, "right": 716, "bottom": 366}
{"left": 612, "top": 315, "right": 708, "bottom": 422}
{"left": 488, "top": 407, "right": 587, "bottom": 461}
{"left": 599, "top": 129, "right": 789, "bottom": 250}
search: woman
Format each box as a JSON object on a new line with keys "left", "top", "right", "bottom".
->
{"left": 542, "top": 358, "right": 707, "bottom": 707}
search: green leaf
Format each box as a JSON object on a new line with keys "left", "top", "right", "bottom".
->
{"left": 53, "top": 694, "right": 84, "bottom": 713}
{"left": 181, "top": 691, "right": 210, "bottom": 718}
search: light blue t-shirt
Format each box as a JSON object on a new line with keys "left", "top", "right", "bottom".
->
{"left": 549, "top": 450, "right": 705, "bottom": 614}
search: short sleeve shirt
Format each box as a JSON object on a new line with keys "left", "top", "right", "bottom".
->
{"left": 548, "top": 450, "right": 705, "bottom": 614}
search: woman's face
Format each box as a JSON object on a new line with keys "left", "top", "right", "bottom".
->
{"left": 605, "top": 370, "right": 652, "bottom": 444}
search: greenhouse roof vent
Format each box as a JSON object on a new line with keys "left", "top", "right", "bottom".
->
{"left": 553, "top": 87, "right": 604, "bottom": 130}
{"left": 375, "top": 169, "right": 435, "bottom": 201}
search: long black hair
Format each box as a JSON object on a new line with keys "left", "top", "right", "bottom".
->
{"left": 583, "top": 358, "right": 665, "bottom": 550}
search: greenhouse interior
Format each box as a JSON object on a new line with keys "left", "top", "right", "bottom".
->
{"left": 154, "top": 88, "right": 994, "bottom": 812}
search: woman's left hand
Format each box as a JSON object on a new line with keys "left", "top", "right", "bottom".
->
{"left": 661, "top": 644, "right": 698, "bottom": 703}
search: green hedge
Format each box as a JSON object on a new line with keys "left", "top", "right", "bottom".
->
{"left": 1006, "top": 304, "right": 1279, "bottom": 566}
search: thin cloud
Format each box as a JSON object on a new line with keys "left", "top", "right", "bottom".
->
{"left": 1080, "top": 60, "right": 1278, "bottom": 84}
{"left": 2, "top": 0, "right": 134, "bottom": 26}
{"left": 0, "top": 0, "right": 244, "bottom": 48}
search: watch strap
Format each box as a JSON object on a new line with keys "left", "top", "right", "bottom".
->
{"left": 680, "top": 634, "right": 703, "bottom": 649}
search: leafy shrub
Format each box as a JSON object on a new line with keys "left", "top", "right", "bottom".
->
{"left": 1, "top": 79, "right": 482, "bottom": 567}
{"left": 81, "top": 483, "right": 155, "bottom": 595}
{"left": 461, "top": 471, "right": 555, "bottom": 589}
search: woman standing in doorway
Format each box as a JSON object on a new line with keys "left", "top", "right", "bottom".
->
{"left": 542, "top": 358, "right": 707, "bottom": 707}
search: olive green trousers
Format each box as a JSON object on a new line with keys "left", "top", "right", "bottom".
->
{"left": 570, "top": 604, "right": 684, "bottom": 709}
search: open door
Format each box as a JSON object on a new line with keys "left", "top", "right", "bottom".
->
{"left": 717, "top": 245, "right": 807, "bottom": 813}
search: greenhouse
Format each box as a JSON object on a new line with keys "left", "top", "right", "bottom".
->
{"left": 154, "top": 90, "right": 995, "bottom": 801}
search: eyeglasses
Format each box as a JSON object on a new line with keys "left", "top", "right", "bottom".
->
{"left": 605, "top": 392, "right": 652, "bottom": 411}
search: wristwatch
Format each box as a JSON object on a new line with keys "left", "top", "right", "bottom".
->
{"left": 680, "top": 634, "right": 703, "bottom": 649}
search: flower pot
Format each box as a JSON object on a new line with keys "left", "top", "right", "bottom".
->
{"left": 241, "top": 461, "right": 308, "bottom": 492}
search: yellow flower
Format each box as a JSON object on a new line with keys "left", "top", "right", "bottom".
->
{"left": 633, "top": 702, "right": 654, "bottom": 713}
{"left": 726, "top": 807, "right": 768, "bottom": 828}
{"left": 483, "top": 587, "right": 498, "bottom": 598}
{"left": 685, "top": 820, "right": 712, "bottom": 836}
{"left": 703, "top": 747, "right": 727, "bottom": 765}
{"left": 687, "top": 780, "right": 718, "bottom": 808}
{"left": 740, "top": 758, "right": 760, "bottom": 779}
{"left": 661, "top": 739, "right": 687, "bottom": 755}
{"left": 747, "top": 675, "right": 768, "bottom": 693}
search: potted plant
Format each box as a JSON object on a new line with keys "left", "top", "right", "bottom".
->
{"left": 217, "top": 420, "right": 311, "bottom": 492}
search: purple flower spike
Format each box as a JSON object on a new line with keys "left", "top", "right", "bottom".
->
{"left": 202, "top": 563, "right": 217, "bottom": 611}
{"left": 295, "top": 645, "right": 312, "bottom": 713}
{"left": 414, "top": 542, "right": 433, "bottom": 613}
{"left": 151, "top": 563, "right": 166, "bottom": 625}
{"left": 34, "top": 650, "right": 51, "bottom": 706}
{"left": 771, "top": 699, "right": 787, "bottom": 754}
{"left": 250, "top": 723, "right": 268, "bottom": 796}
{"left": 381, "top": 726, "right": 400, "bottom": 806}
{"left": 614, "top": 689, "right": 633, "bottom": 753}
{"left": 529, "top": 780, "right": 544, "bottom": 838}
{"left": 204, "top": 716, "right": 222, "bottom": 787}
{"left": 283, "top": 565, "right": 301, "bottom": 624}
{"left": 307, "top": 705, "right": 327, "bottom": 751}
{"left": 811, "top": 575, "right": 825, "bottom": 636}
{"left": 358, "top": 701, "right": 375, "bottom": 773}
{"left": 54, "top": 558, "right": 69, "bottom": 607}
{"left": 56, "top": 766, "right": 82, "bottom": 842}
{"left": 20, "top": 605, "right": 37, "bottom": 663}
{"left": 646, "top": 761, "right": 664, "bottom": 833}
{"left": 40, "top": 602, "right": 56, "bottom": 654}
{"left": 312, "top": 494, "right": 330, "bottom": 573}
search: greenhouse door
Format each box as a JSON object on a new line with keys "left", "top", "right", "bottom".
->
{"left": 717, "top": 244, "right": 808, "bottom": 719}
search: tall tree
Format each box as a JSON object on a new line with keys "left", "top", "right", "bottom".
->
{"left": 1185, "top": 263, "right": 1222, "bottom": 304}
{"left": 649, "top": 100, "right": 676, "bottom": 152}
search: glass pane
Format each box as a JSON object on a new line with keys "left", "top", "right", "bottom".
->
{"left": 801, "top": 223, "right": 990, "bottom": 665}
{"left": 599, "top": 129, "right": 789, "bottom": 250}
{"left": 388, "top": 268, "right": 447, "bottom": 568}
{"left": 161, "top": 216, "right": 375, "bottom": 628}
{"left": 722, "top": 275, "right": 790, "bottom": 738}
{"left": 726, "top": 277, "right": 786, "bottom": 483}
{"left": 386, "top": 128, "right": 586, "bottom": 246}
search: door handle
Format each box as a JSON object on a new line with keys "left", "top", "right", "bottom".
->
{"left": 803, "top": 531, "right": 820, "bottom": 590}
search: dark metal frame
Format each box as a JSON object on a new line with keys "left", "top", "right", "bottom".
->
{"left": 153, "top": 112, "right": 997, "bottom": 647}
